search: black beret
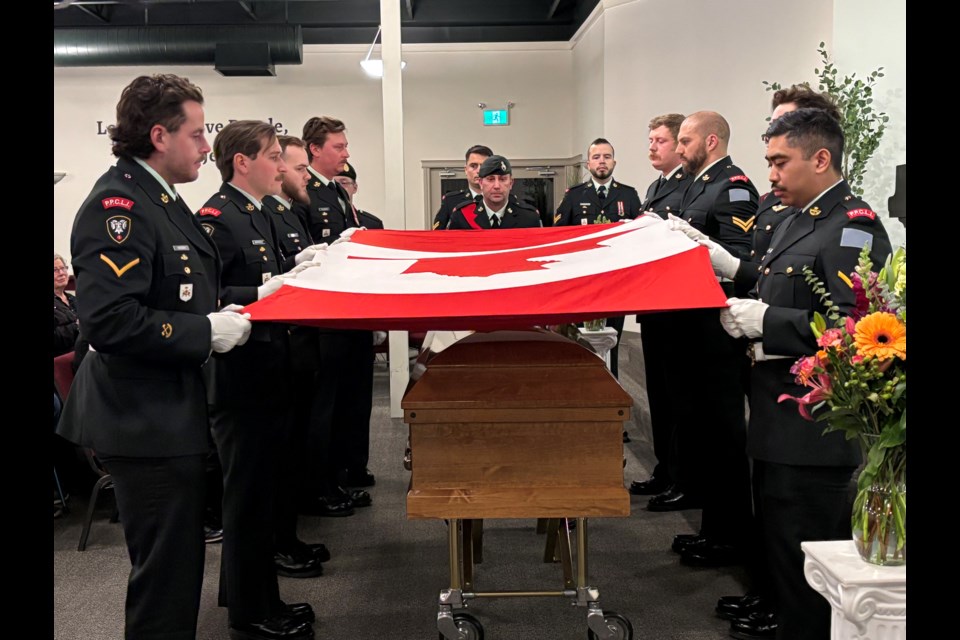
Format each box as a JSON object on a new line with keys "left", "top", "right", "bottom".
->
{"left": 337, "top": 161, "right": 357, "bottom": 181}
{"left": 478, "top": 155, "right": 512, "bottom": 178}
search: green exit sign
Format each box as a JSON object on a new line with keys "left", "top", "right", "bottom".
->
{"left": 483, "top": 109, "right": 509, "bottom": 126}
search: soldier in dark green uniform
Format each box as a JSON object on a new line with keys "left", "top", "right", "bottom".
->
{"left": 199, "top": 121, "right": 315, "bottom": 640}
{"left": 720, "top": 109, "right": 892, "bottom": 640}
{"left": 431, "top": 144, "right": 492, "bottom": 230}
{"left": 554, "top": 138, "right": 643, "bottom": 226}
{"left": 59, "top": 74, "right": 252, "bottom": 640}
{"left": 446, "top": 155, "right": 541, "bottom": 229}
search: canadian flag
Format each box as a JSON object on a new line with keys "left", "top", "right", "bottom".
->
{"left": 244, "top": 216, "right": 727, "bottom": 330}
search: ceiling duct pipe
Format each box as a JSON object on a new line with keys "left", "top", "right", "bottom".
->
{"left": 54, "top": 24, "right": 302, "bottom": 74}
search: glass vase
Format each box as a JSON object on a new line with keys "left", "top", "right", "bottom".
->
{"left": 852, "top": 480, "right": 906, "bottom": 566}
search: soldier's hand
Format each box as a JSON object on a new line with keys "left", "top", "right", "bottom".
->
{"left": 666, "top": 213, "right": 708, "bottom": 242}
{"left": 701, "top": 238, "right": 740, "bottom": 280}
{"left": 208, "top": 311, "right": 252, "bottom": 353}
{"left": 294, "top": 243, "right": 329, "bottom": 266}
{"left": 721, "top": 297, "right": 768, "bottom": 339}
{"left": 257, "top": 273, "right": 287, "bottom": 300}
{"left": 332, "top": 226, "right": 365, "bottom": 245}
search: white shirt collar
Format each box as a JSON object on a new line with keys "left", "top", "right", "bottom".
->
{"left": 695, "top": 157, "right": 727, "bottom": 182}
{"left": 591, "top": 177, "right": 613, "bottom": 192}
{"left": 800, "top": 179, "right": 845, "bottom": 213}
{"left": 664, "top": 164, "right": 683, "bottom": 180}
{"left": 486, "top": 202, "right": 508, "bottom": 219}
{"left": 134, "top": 157, "right": 177, "bottom": 201}
{"left": 308, "top": 165, "right": 332, "bottom": 186}
{"left": 228, "top": 182, "right": 262, "bottom": 211}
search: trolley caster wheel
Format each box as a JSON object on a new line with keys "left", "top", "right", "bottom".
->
{"left": 587, "top": 611, "right": 633, "bottom": 640}
{"left": 438, "top": 612, "right": 484, "bottom": 640}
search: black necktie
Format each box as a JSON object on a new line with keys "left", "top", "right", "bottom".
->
{"left": 597, "top": 185, "right": 607, "bottom": 201}
{"left": 654, "top": 176, "right": 666, "bottom": 197}
{"left": 490, "top": 215, "right": 501, "bottom": 229}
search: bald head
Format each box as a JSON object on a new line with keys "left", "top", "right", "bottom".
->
{"left": 676, "top": 110, "right": 731, "bottom": 176}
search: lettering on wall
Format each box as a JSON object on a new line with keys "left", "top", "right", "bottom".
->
{"left": 95, "top": 117, "right": 290, "bottom": 167}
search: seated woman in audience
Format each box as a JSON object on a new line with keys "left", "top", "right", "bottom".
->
{"left": 53, "top": 252, "right": 79, "bottom": 358}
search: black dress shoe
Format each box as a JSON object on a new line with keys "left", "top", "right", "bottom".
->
{"left": 301, "top": 542, "right": 331, "bottom": 563}
{"left": 348, "top": 488, "right": 372, "bottom": 508}
{"left": 628, "top": 476, "right": 670, "bottom": 495}
{"left": 647, "top": 488, "right": 703, "bottom": 512}
{"left": 274, "top": 551, "right": 324, "bottom": 578}
{"left": 729, "top": 611, "right": 777, "bottom": 640}
{"left": 229, "top": 615, "right": 314, "bottom": 640}
{"left": 345, "top": 468, "right": 376, "bottom": 488}
{"left": 716, "top": 593, "right": 763, "bottom": 620}
{"left": 680, "top": 542, "right": 743, "bottom": 567}
{"left": 280, "top": 602, "right": 316, "bottom": 625}
{"left": 301, "top": 495, "right": 355, "bottom": 518}
{"left": 671, "top": 533, "right": 708, "bottom": 554}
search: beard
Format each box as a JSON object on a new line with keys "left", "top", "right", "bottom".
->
{"left": 681, "top": 146, "right": 707, "bottom": 177}
{"left": 589, "top": 166, "right": 611, "bottom": 181}
{"left": 282, "top": 184, "right": 308, "bottom": 205}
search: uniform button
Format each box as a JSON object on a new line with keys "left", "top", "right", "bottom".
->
{"left": 259, "top": 246, "right": 266, "bottom": 253}
{"left": 750, "top": 250, "right": 756, "bottom": 257}
{"left": 184, "top": 266, "right": 191, "bottom": 274}
{"left": 786, "top": 266, "right": 794, "bottom": 274}
{"left": 763, "top": 268, "right": 771, "bottom": 275}
{"left": 262, "top": 256, "right": 268, "bottom": 262}
{"left": 765, "top": 224, "right": 772, "bottom": 231}
{"left": 757, "top": 266, "right": 763, "bottom": 272}
{"left": 766, "top": 248, "right": 772, "bottom": 253}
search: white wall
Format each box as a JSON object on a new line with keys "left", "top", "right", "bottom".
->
{"left": 54, "top": 44, "right": 574, "bottom": 258}
{"left": 571, "top": 12, "right": 605, "bottom": 158}
{"left": 833, "top": 0, "right": 906, "bottom": 249}
{"left": 399, "top": 43, "right": 574, "bottom": 228}
{"left": 599, "top": 0, "right": 835, "bottom": 193}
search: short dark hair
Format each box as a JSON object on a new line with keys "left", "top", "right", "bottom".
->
{"left": 647, "top": 114, "right": 686, "bottom": 141}
{"left": 277, "top": 135, "right": 306, "bottom": 154}
{"left": 589, "top": 137, "right": 615, "bottom": 156}
{"left": 765, "top": 108, "right": 844, "bottom": 173}
{"left": 213, "top": 120, "right": 278, "bottom": 182}
{"left": 110, "top": 74, "right": 204, "bottom": 160}
{"left": 301, "top": 116, "right": 346, "bottom": 161}
{"left": 771, "top": 84, "right": 842, "bottom": 122}
{"left": 465, "top": 145, "right": 493, "bottom": 163}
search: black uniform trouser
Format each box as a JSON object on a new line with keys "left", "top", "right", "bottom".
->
{"left": 209, "top": 406, "right": 283, "bottom": 623}
{"left": 309, "top": 331, "right": 374, "bottom": 493}
{"left": 274, "top": 401, "right": 304, "bottom": 551}
{"left": 606, "top": 315, "right": 625, "bottom": 379}
{"left": 637, "top": 312, "right": 676, "bottom": 486}
{"left": 667, "top": 308, "right": 752, "bottom": 543}
{"left": 753, "top": 460, "right": 857, "bottom": 640}
{"left": 98, "top": 454, "right": 206, "bottom": 640}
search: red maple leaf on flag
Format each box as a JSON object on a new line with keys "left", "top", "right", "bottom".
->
{"left": 351, "top": 226, "right": 635, "bottom": 278}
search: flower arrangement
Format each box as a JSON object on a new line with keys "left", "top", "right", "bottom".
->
{"left": 778, "top": 246, "right": 906, "bottom": 565}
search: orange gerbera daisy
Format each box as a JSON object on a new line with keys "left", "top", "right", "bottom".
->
{"left": 854, "top": 312, "right": 906, "bottom": 361}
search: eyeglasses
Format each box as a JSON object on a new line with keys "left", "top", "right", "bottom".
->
{"left": 336, "top": 179, "right": 356, "bottom": 187}
{"left": 53, "top": 266, "right": 70, "bottom": 273}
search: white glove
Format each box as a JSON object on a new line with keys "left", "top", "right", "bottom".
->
{"left": 208, "top": 311, "right": 252, "bottom": 353}
{"left": 699, "top": 237, "right": 741, "bottom": 280}
{"left": 373, "top": 331, "right": 387, "bottom": 346}
{"left": 720, "top": 297, "right": 769, "bottom": 339}
{"left": 666, "top": 213, "right": 708, "bottom": 242}
{"left": 294, "top": 243, "right": 328, "bottom": 266}
{"left": 257, "top": 273, "right": 286, "bottom": 300}
{"left": 332, "top": 226, "right": 365, "bottom": 246}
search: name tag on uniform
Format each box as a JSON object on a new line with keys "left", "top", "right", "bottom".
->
{"left": 179, "top": 283, "right": 193, "bottom": 301}
{"left": 172, "top": 244, "right": 190, "bottom": 251}
{"left": 262, "top": 272, "right": 272, "bottom": 284}
{"left": 322, "top": 229, "right": 331, "bottom": 238}
{"left": 251, "top": 239, "right": 266, "bottom": 246}
{"left": 580, "top": 203, "right": 591, "bottom": 206}
{"left": 318, "top": 207, "right": 331, "bottom": 212}
{"left": 286, "top": 233, "right": 300, "bottom": 238}
{"left": 580, "top": 219, "right": 588, "bottom": 225}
